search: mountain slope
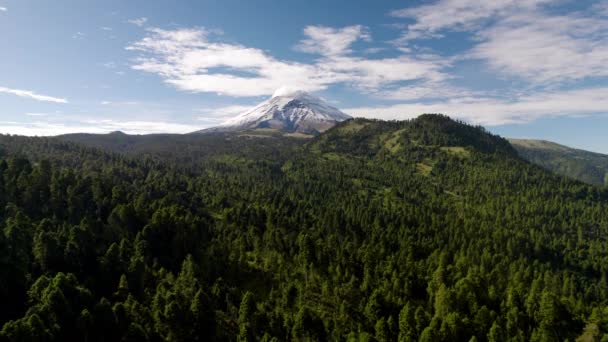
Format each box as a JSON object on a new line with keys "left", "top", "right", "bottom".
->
{"left": 510, "top": 138, "right": 608, "bottom": 186}
{"left": 199, "top": 90, "right": 351, "bottom": 134}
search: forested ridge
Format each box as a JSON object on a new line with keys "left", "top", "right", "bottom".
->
{"left": 510, "top": 139, "right": 608, "bottom": 187}
{"left": 1, "top": 114, "right": 608, "bottom": 341}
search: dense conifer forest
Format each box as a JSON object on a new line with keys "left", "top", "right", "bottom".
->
{"left": 1, "top": 115, "right": 608, "bottom": 341}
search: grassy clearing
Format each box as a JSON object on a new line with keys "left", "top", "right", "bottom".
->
{"left": 283, "top": 132, "right": 314, "bottom": 139}
{"left": 440, "top": 146, "right": 470, "bottom": 158}
{"left": 383, "top": 129, "right": 407, "bottom": 153}
{"left": 337, "top": 121, "right": 368, "bottom": 133}
{"left": 416, "top": 162, "right": 433, "bottom": 176}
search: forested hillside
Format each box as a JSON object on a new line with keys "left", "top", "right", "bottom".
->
{"left": 1, "top": 114, "right": 608, "bottom": 341}
{"left": 510, "top": 139, "right": 608, "bottom": 186}
{"left": 56, "top": 129, "right": 307, "bottom": 171}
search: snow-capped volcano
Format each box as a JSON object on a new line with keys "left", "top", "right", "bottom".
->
{"left": 201, "top": 89, "right": 351, "bottom": 134}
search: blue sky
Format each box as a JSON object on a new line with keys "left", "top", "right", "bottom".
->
{"left": 1, "top": 0, "right": 608, "bottom": 152}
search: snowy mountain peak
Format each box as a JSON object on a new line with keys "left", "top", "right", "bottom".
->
{"left": 203, "top": 89, "right": 352, "bottom": 134}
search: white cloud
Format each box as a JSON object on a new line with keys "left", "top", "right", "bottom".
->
{"left": 294, "top": 25, "right": 448, "bottom": 89}
{"left": 0, "top": 6, "right": 7, "bottom": 11}
{"left": 0, "top": 119, "right": 199, "bottom": 136}
{"left": 469, "top": 12, "right": 608, "bottom": 84}
{"left": 375, "top": 82, "right": 473, "bottom": 101}
{"left": 346, "top": 87, "right": 608, "bottom": 126}
{"left": 0, "top": 122, "right": 108, "bottom": 136}
{"left": 99, "top": 100, "right": 140, "bottom": 106}
{"left": 24, "top": 113, "right": 49, "bottom": 117}
{"left": 391, "top": 1, "right": 608, "bottom": 87}
{"left": 390, "top": 0, "right": 550, "bottom": 41}
{"left": 295, "top": 25, "right": 371, "bottom": 57}
{"left": 318, "top": 55, "right": 449, "bottom": 90}
{"left": 81, "top": 119, "right": 198, "bottom": 134}
{"left": 127, "top": 26, "right": 448, "bottom": 97}
{"left": 364, "top": 47, "right": 385, "bottom": 54}
{"left": 127, "top": 27, "right": 332, "bottom": 96}
{"left": 0, "top": 86, "right": 67, "bottom": 103}
{"left": 196, "top": 105, "right": 254, "bottom": 125}
{"left": 198, "top": 105, "right": 253, "bottom": 117}
{"left": 127, "top": 17, "right": 148, "bottom": 27}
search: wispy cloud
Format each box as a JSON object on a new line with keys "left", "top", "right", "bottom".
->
{"left": 72, "top": 31, "right": 86, "bottom": 40}
{"left": 127, "top": 27, "right": 332, "bottom": 96}
{"left": 295, "top": 25, "right": 371, "bottom": 57}
{"left": 346, "top": 87, "right": 608, "bottom": 126}
{"left": 0, "top": 86, "right": 67, "bottom": 103}
{"left": 375, "top": 82, "right": 474, "bottom": 101}
{"left": 0, "top": 7, "right": 7, "bottom": 12}
{"left": 81, "top": 119, "right": 198, "bottom": 134}
{"left": 126, "top": 26, "right": 448, "bottom": 97}
{"left": 390, "top": 0, "right": 550, "bottom": 41}
{"left": 469, "top": 12, "right": 608, "bottom": 84}
{"left": 99, "top": 100, "right": 140, "bottom": 106}
{"left": 391, "top": 0, "right": 608, "bottom": 86}
{"left": 127, "top": 17, "right": 148, "bottom": 27}
{"left": 197, "top": 105, "right": 254, "bottom": 124}
{"left": 117, "top": 2, "right": 608, "bottom": 129}
{"left": 0, "top": 119, "right": 199, "bottom": 136}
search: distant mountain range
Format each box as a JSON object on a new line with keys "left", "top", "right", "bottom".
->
{"left": 58, "top": 93, "right": 608, "bottom": 188}
{"left": 510, "top": 139, "right": 608, "bottom": 186}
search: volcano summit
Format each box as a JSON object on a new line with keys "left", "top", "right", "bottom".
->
{"left": 200, "top": 89, "right": 352, "bottom": 134}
